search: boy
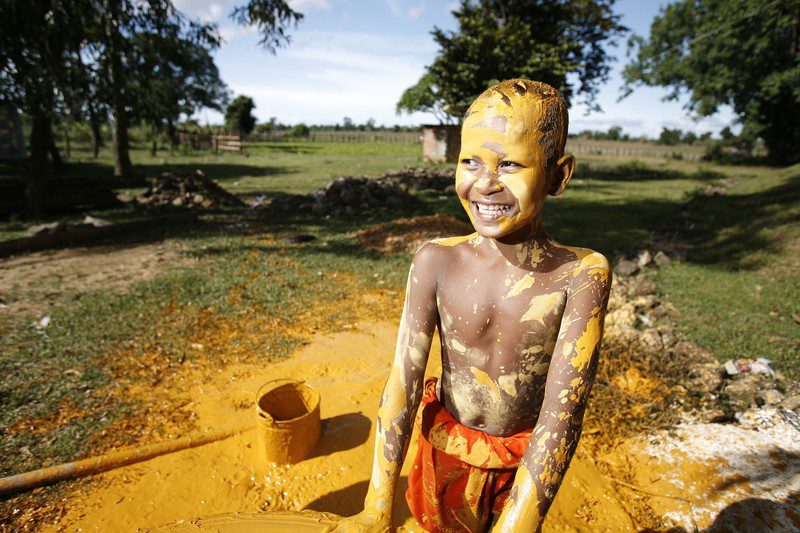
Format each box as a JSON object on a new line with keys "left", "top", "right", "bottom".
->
{"left": 335, "top": 79, "right": 611, "bottom": 532}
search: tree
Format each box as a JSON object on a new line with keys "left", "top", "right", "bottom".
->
{"left": 607, "top": 125, "right": 623, "bottom": 141}
{"left": 225, "top": 96, "right": 257, "bottom": 135}
{"left": 658, "top": 127, "right": 683, "bottom": 146}
{"left": 623, "top": 0, "right": 800, "bottom": 164}
{"left": 230, "top": 0, "right": 303, "bottom": 53}
{"left": 290, "top": 123, "right": 310, "bottom": 137}
{"left": 132, "top": 32, "right": 229, "bottom": 147}
{"left": 0, "top": 1, "right": 81, "bottom": 216}
{"left": 397, "top": 0, "right": 627, "bottom": 122}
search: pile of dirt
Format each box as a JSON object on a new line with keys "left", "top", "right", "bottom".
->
{"left": 135, "top": 170, "right": 244, "bottom": 210}
{"left": 261, "top": 167, "right": 456, "bottom": 216}
{"left": 378, "top": 166, "right": 454, "bottom": 193}
{"left": 352, "top": 214, "right": 474, "bottom": 253}
{"left": 309, "top": 176, "right": 408, "bottom": 216}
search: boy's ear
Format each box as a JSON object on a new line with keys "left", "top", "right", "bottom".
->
{"left": 548, "top": 153, "right": 575, "bottom": 197}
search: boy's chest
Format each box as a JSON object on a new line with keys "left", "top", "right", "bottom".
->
{"left": 436, "top": 266, "right": 570, "bottom": 353}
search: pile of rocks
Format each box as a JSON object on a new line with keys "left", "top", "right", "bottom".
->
{"left": 608, "top": 247, "right": 800, "bottom": 422}
{"left": 379, "top": 166, "right": 455, "bottom": 194}
{"left": 309, "top": 176, "right": 408, "bottom": 216}
{"left": 135, "top": 170, "right": 244, "bottom": 210}
{"left": 307, "top": 167, "right": 456, "bottom": 216}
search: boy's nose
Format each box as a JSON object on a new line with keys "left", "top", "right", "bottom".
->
{"left": 473, "top": 174, "right": 505, "bottom": 194}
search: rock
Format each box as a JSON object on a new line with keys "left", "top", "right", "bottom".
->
{"left": 695, "top": 406, "right": 729, "bottom": 423}
{"left": 615, "top": 258, "right": 639, "bottom": 277}
{"left": 27, "top": 218, "right": 69, "bottom": 236}
{"left": 629, "top": 277, "right": 658, "bottom": 297}
{"left": 758, "top": 389, "right": 784, "bottom": 406}
{"left": 657, "top": 325, "right": 677, "bottom": 347}
{"left": 632, "top": 295, "right": 658, "bottom": 310}
{"left": 82, "top": 215, "right": 111, "bottom": 227}
{"left": 651, "top": 303, "right": 679, "bottom": 319}
{"left": 637, "top": 250, "right": 653, "bottom": 268}
{"left": 686, "top": 362, "right": 724, "bottom": 394}
{"left": 654, "top": 251, "right": 672, "bottom": 266}
{"left": 639, "top": 329, "right": 663, "bottom": 351}
{"left": 722, "top": 374, "right": 772, "bottom": 410}
{"left": 782, "top": 395, "right": 800, "bottom": 411}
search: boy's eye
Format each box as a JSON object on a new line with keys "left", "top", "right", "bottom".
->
{"left": 461, "top": 158, "right": 479, "bottom": 169}
{"left": 500, "top": 161, "right": 523, "bottom": 170}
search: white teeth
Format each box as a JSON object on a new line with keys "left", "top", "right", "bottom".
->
{"left": 475, "top": 202, "right": 512, "bottom": 216}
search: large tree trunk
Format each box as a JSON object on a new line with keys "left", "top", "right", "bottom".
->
{"left": 90, "top": 114, "right": 104, "bottom": 158}
{"left": 27, "top": 110, "right": 51, "bottom": 218}
{"left": 108, "top": 0, "right": 133, "bottom": 178}
{"left": 167, "top": 120, "right": 178, "bottom": 149}
{"left": 111, "top": 105, "right": 133, "bottom": 177}
{"left": 46, "top": 119, "right": 63, "bottom": 172}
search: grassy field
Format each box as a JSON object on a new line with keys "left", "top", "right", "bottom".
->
{"left": 0, "top": 142, "right": 798, "bottom": 506}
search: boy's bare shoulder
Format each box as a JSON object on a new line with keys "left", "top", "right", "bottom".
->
{"left": 413, "top": 234, "right": 478, "bottom": 264}
{"left": 407, "top": 234, "right": 477, "bottom": 286}
{"left": 555, "top": 244, "right": 611, "bottom": 280}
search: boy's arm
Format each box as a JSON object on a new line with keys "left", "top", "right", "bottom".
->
{"left": 493, "top": 254, "right": 611, "bottom": 532}
{"left": 335, "top": 244, "right": 440, "bottom": 531}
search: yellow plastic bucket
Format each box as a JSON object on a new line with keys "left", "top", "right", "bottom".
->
{"left": 256, "top": 379, "right": 321, "bottom": 464}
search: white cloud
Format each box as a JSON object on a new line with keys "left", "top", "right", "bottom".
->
{"left": 288, "top": 0, "right": 332, "bottom": 11}
{"left": 211, "top": 30, "right": 439, "bottom": 125}
{"left": 174, "top": 0, "right": 232, "bottom": 23}
{"left": 386, "top": 0, "right": 426, "bottom": 19}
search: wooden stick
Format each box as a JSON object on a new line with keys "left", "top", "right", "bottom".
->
{"left": 0, "top": 425, "right": 251, "bottom": 497}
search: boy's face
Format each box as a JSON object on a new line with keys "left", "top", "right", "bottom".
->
{"left": 455, "top": 97, "right": 568, "bottom": 239}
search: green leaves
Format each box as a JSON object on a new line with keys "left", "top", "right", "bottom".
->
{"left": 398, "top": 0, "right": 627, "bottom": 122}
{"left": 225, "top": 95, "right": 257, "bottom": 136}
{"left": 624, "top": 0, "right": 800, "bottom": 164}
{"left": 230, "top": 0, "right": 303, "bottom": 53}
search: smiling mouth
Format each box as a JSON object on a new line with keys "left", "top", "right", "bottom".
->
{"left": 471, "top": 201, "right": 516, "bottom": 221}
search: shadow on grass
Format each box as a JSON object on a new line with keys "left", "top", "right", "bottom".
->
{"left": 580, "top": 161, "right": 724, "bottom": 183}
{"left": 675, "top": 172, "right": 800, "bottom": 270}
{"left": 62, "top": 161, "right": 298, "bottom": 185}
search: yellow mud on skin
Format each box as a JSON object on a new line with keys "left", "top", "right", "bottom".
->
{"left": 520, "top": 292, "right": 564, "bottom": 324}
{"left": 570, "top": 309, "right": 603, "bottom": 372}
{"left": 431, "top": 235, "right": 473, "bottom": 247}
{"left": 503, "top": 274, "right": 535, "bottom": 300}
{"left": 495, "top": 465, "right": 541, "bottom": 532}
{"left": 498, "top": 374, "right": 518, "bottom": 396}
{"left": 470, "top": 366, "right": 503, "bottom": 401}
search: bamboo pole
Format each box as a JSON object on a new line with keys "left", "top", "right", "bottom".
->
{"left": 0, "top": 425, "right": 251, "bottom": 498}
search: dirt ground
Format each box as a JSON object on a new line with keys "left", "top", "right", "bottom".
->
{"left": 0, "top": 241, "right": 189, "bottom": 316}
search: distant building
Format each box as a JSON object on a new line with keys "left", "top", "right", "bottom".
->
{"left": 422, "top": 125, "right": 460, "bottom": 163}
{"left": 0, "top": 107, "right": 26, "bottom": 161}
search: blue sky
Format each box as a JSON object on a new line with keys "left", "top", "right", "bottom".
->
{"left": 175, "top": 0, "right": 736, "bottom": 138}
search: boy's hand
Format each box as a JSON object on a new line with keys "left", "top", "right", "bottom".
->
{"left": 329, "top": 507, "right": 393, "bottom": 532}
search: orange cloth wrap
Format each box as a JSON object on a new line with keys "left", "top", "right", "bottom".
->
{"left": 405, "top": 378, "right": 532, "bottom": 533}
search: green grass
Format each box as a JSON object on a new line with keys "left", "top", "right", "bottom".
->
{"left": 655, "top": 164, "right": 800, "bottom": 376}
{"left": 0, "top": 140, "right": 428, "bottom": 240}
